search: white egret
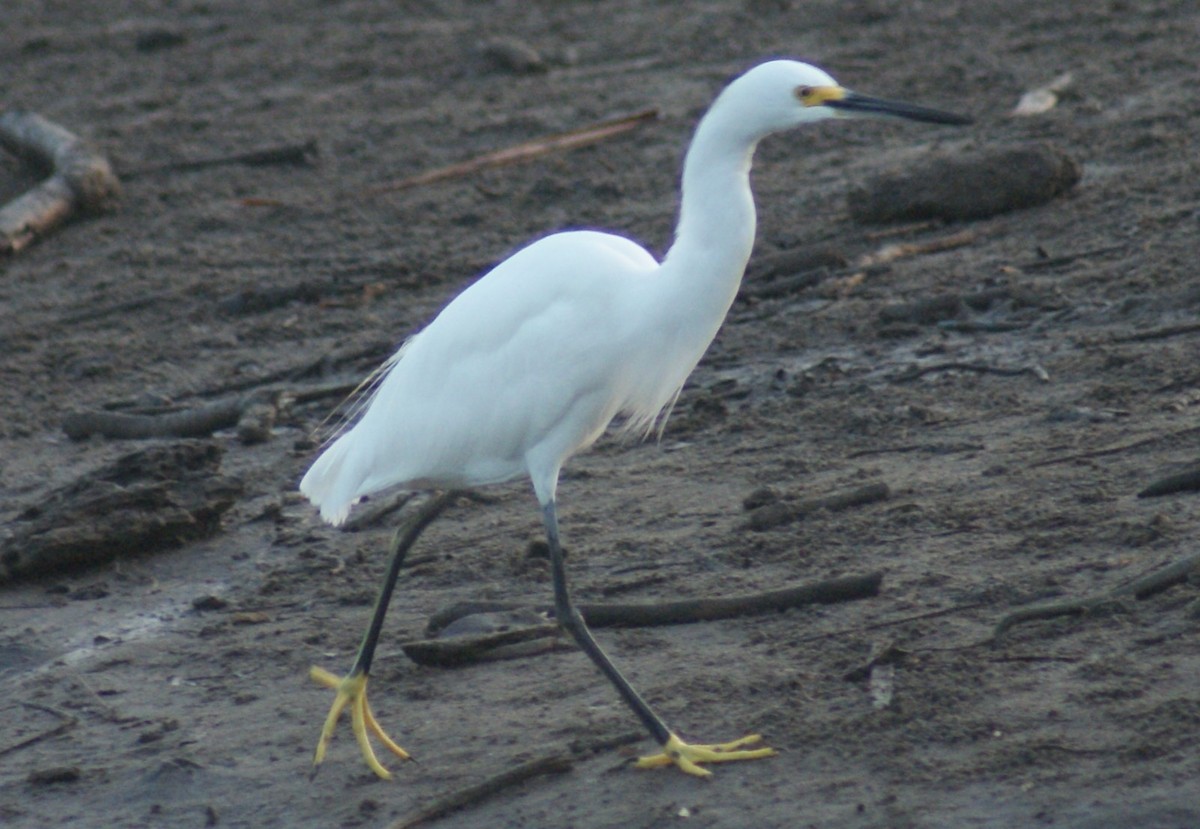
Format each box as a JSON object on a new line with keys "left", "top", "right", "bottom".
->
{"left": 301, "top": 59, "right": 971, "bottom": 778}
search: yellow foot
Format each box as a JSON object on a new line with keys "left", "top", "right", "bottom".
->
{"left": 310, "top": 666, "right": 411, "bottom": 779}
{"left": 635, "top": 732, "right": 777, "bottom": 777}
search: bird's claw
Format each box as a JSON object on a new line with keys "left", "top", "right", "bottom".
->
{"left": 635, "top": 732, "right": 777, "bottom": 777}
{"left": 310, "top": 665, "right": 410, "bottom": 779}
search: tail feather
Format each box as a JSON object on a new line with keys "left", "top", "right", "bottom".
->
{"left": 299, "top": 433, "right": 357, "bottom": 526}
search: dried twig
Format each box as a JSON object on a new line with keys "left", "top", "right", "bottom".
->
{"left": 0, "top": 704, "right": 78, "bottom": 758}
{"left": 992, "top": 551, "right": 1200, "bottom": 639}
{"left": 401, "top": 624, "right": 566, "bottom": 667}
{"left": 855, "top": 229, "right": 976, "bottom": 268}
{"left": 367, "top": 108, "right": 659, "bottom": 193}
{"left": 1029, "top": 426, "right": 1200, "bottom": 469}
{"left": 894, "top": 361, "right": 1050, "bottom": 384}
{"left": 0, "top": 111, "right": 120, "bottom": 254}
{"left": 1111, "top": 321, "right": 1200, "bottom": 344}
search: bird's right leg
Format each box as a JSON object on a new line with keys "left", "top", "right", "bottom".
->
{"left": 540, "top": 500, "right": 776, "bottom": 776}
{"left": 310, "top": 491, "right": 456, "bottom": 779}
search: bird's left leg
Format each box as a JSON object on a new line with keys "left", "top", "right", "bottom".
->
{"left": 540, "top": 499, "right": 776, "bottom": 777}
{"left": 310, "top": 491, "right": 456, "bottom": 779}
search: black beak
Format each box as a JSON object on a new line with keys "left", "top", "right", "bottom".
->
{"left": 827, "top": 91, "right": 973, "bottom": 125}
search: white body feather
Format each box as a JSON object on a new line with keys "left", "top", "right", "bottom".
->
{"left": 301, "top": 61, "right": 843, "bottom": 525}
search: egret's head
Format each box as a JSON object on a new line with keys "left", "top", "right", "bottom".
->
{"left": 719, "top": 60, "right": 971, "bottom": 140}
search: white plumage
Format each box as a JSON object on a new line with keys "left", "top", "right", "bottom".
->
{"left": 301, "top": 59, "right": 969, "bottom": 779}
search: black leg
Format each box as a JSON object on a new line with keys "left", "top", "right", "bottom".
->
{"left": 541, "top": 499, "right": 672, "bottom": 746}
{"left": 351, "top": 491, "right": 457, "bottom": 676}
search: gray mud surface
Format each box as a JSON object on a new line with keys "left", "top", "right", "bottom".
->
{"left": 2, "top": 2, "right": 1198, "bottom": 827}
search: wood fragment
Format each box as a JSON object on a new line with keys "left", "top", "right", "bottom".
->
{"left": 1119, "top": 551, "right": 1200, "bottom": 600}
{"left": 0, "top": 441, "right": 240, "bottom": 582}
{"left": 125, "top": 139, "right": 318, "bottom": 177}
{"left": 1017, "top": 243, "right": 1125, "bottom": 271}
{"left": 1138, "top": 467, "right": 1200, "bottom": 498}
{"left": 583, "top": 571, "right": 884, "bottom": 627}
{"left": 387, "top": 753, "right": 573, "bottom": 829}
{"left": 894, "top": 361, "right": 1049, "bottom": 384}
{"left": 1029, "top": 426, "right": 1200, "bottom": 469}
{"left": 62, "top": 395, "right": 260, "bottom": 441}
{"left": 0, "top": 110, "right": 120, "bottom": 254}
{"left": 401, "top": 624, "right": 564, "bottom": 667}
{"left": 856, "top": 230, "right": 976, "bottom": 268}
{"left": 744, "top": 483, "right": 890, "bottom": 531}
{"left": 366, "top": 108, "right": 658, "bottom": 193}
{"left": 1111, "top": 321, "right": 1200, "bottom": 344}
{"left": 0, "top": 704, "right": 78, "bottom": 758}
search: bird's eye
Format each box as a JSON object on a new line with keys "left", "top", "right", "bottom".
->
{"left": 795, "top": 86, "right": 814, "bottom": 102}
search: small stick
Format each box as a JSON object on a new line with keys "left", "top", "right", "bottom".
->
{"left": 0, "top": 111, "right": 120, "bottom": 254}
{"left": 1117, "top": 551, "right": 1200, "bottom": 600}
{"left": 0, "top": 704, "right": 78, "bottom": 758}
{"left": 1030, "top": 426, "right": 1200, "bottom": 469}
{"left": 367, "top": 108, "right": 659, "bottom": 193}
{"left": 894, "top": 361, "right": 1050, "bottom": 383}
{"left": 401, "top": 625, "right": 565, "bottom": 667}
{"left": 1018, "top": 243, "right": 1125, "bottom": 271}
{"left": 124, "top": 139, "right": 318, "bottom": 177}
{"left": 386, "top": 754, "right": 574, "bottom": 829}
{"left": 743, "top": 483, "right": 890, "bottom": 531}
{"left": 992, "top": 551, "right": 1200, "bottom": 638}
{"left": 855, "top": 229, "right": 975, "bottom": 268}
{"left": 1112, "top": 322, "right": 1200, "bottom": 344}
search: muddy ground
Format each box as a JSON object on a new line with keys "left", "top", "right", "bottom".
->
{"left": 2, "top": 1, "right": 1199, "bottom": 827}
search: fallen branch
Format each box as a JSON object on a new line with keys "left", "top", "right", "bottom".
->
{"left": 0, "top": 111, "right": 120, "bottom": 254}
{"left": 586, "top": 572, "right": 883, "bottom": 626}
{"left": 366, "top": 108, "right": 659, "bottom": 193}
{"left": 992, "top": 551, "right": 1200, "bottom": 639}
{"left": 425, "top": 571, "right": 884, "bottom": 645}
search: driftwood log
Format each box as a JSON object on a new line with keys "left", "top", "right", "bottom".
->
{"left": 0, "top": 111, "right": 121, "bottom": 254}
{"left": 0, "top": 441, "right": 240, "bottom": 583}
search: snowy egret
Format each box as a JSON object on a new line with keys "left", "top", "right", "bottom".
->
{"left": 301, "top": 59, "right": 970, "bottom": 779}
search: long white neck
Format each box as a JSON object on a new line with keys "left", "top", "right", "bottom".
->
{"left": 653, "top": 97, "right": 762, "bottom": 350}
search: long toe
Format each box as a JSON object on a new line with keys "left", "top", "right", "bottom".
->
{"left": 309, "top": 666, "right": 411, "bottom": 779}
{"left": 635, "top": 732, "right": 777, "bottom": 777}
